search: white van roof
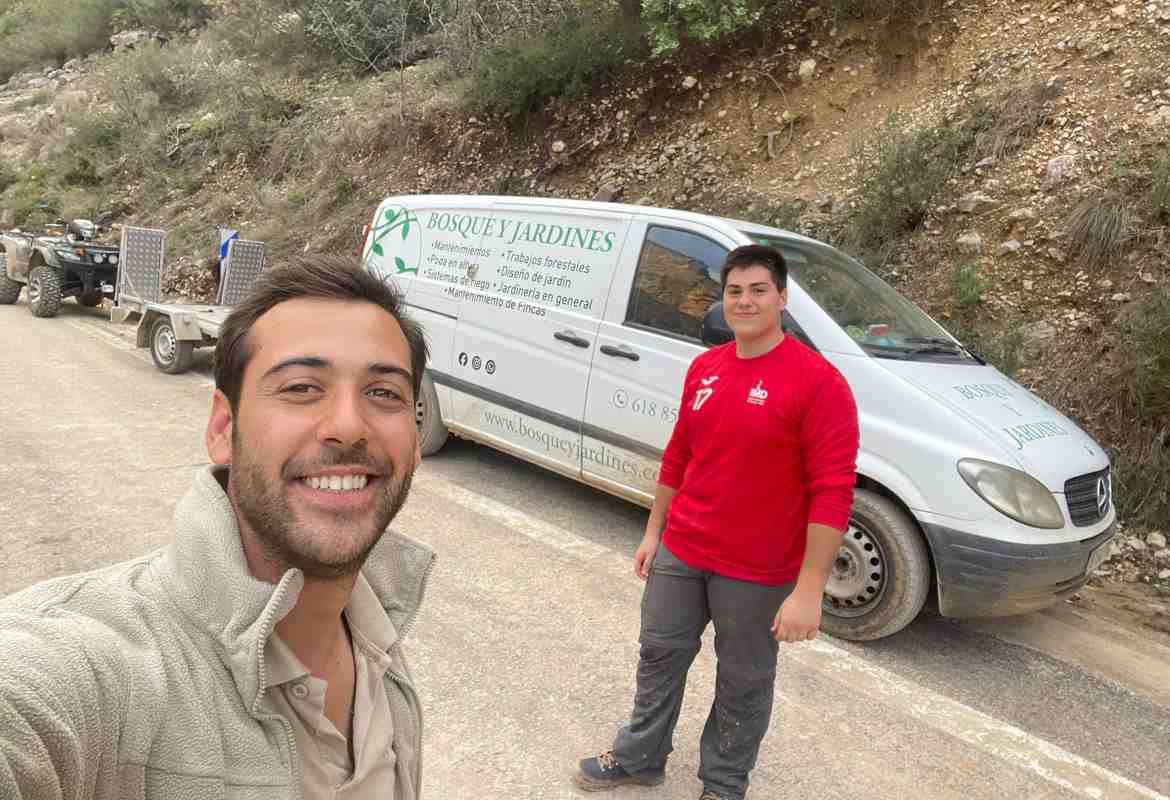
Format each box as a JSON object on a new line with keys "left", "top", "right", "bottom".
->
{"left": 382, "top": 193, "right": 828, "bottom": 250}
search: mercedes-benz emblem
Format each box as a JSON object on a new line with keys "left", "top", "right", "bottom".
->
{"left": 1096, "top": 475, "right": 1110, "bottom": 516}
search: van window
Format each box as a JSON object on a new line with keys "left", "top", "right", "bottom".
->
{"left": 627, "top": 227, "right": 727, "bottom": 340}
{"left": 748, "top": 234, "right": 975, "bottom": 361}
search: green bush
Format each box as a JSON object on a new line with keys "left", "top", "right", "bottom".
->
{"left": 1151, "top": 144, "right": 1170, "bottom": 217}
{"left": 642, "top": 0, "right": 763, "bottom": 55}
{"left": 469, "top": 14, "right": 626, "bottom": 115}
{"left": 1123, "top": 289, "right": 1170, "bottom": 420}
{"left": 950, "top": 260, "right": 982, "bottom": 309}
{"left": 846, "top": 114, "right": 965, "bottom": 263}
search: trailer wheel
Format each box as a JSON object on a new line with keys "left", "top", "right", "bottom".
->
{"left": 150, "top": 317, "right": 195, "bottom": 374}
{"left": 819, "top": 488, "right": 932, "bottom": 641}
{"left": 76, "top": 290, "right": 103, "bottom": 307}
{"left": 28, "top": 266, "right": 63, "bottom": 317}
{"left": 0, "top": 272, "right": 21, "bottom": 304}
{"left": 416, "top": 372, "right": 448, "bottom": 456}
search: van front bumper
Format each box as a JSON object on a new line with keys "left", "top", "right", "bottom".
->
{"left": 921, "top": 522, "right": 1115, "bottom": 619}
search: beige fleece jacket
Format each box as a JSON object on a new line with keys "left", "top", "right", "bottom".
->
{"left": 0, "top": 465, "right": 435, "bottom": 800}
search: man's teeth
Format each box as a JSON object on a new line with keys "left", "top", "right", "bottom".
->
{"left": 303, "top": 475, "right": 369, "bottom": 491}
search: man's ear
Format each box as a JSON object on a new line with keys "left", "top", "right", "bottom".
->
{"left": 206, "top": 390, "right": 234, "bottom": 465}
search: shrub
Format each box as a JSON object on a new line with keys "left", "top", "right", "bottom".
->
{"left": 1062, "top": 193, "right": 1131, "bottom": 268}
{"left": 469, "top": 14, "right": 626, "bottom": 115}
{"left": 969, "top": 80, "right": 1062, "bottom": 162}
{"left": 950, "top": 260, "right": 982, "bottom": 309}
{"left": 845, "top": 113, "right": 965, "bottom": 263}
{"left": 1151, "top": 144, "right": 1170, "bottom": 218}
{"left": 642, "top": 0, "right": 764, "bottom": 55}
{"left": 1122, "top": 289, "right": 1170, "bottom": 421}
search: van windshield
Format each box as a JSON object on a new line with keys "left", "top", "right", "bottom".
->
{"left": 746, "top": 233, "right": 977, "bottom": 362}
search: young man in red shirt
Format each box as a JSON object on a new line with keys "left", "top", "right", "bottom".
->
{"left": 576, "top": 244, "right": 860, "bottom": 800}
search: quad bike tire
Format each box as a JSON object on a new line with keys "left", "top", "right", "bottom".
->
{"left": 28, "top": 266, "right": 63, "bottom": 318}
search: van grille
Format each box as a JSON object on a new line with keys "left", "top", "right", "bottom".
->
{"left": 1065, "top": 468, "right": 1111, "bottom": 527}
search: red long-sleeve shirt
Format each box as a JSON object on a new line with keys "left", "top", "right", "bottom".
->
{"left": 659, "top": 337, "right": 860, "bottom": 585}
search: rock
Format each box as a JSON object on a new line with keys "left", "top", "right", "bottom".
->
{"left": 1127, "top": 537, "right": 1148, "bottom": 551}
{"left": 110, "top": 30, "right": 160, "bottom": 51}
{"left": 1111, "top": 4, "right": 1127, "bottom": 16}
{"left": 814, "top": 193, "right": 834, "bottom": 211}
{"left": 799, "top": 60, "right": 817, "bottom": 82}
{"left": 1159, "top": 569, "right": 1170, "bottom": 580}
{"left": 1148, "top": 532, "right": 1167, "bottom": 549}
{"left": 975, "top": 156, "right": 997, "bottom": 169}
{"left": 956, "top": 233, "right": 984, "bottom": 254}
{"left": 682, "top": 76, "right": 698, "bottom": 90}
{"left": 805, "top": 6, "right": 823, "bottom": 21}
{"left": 1155, "top": 549, "right": 1170, "bottom": 563}
{"left": 591, "top": 183, "right": 622, "bottom": 203}
{"left": 998, "top": 239, "right": 1023, "bottom": 256}
{"left": 1008, "top": 207, "right": 1037, "bottom": 222}
{"left": 1021, "top": 320, "right": 1057, "bottom": 349}
{"left": 957, "top": 192, "right": 998, "bottom": 214}
{"left": 551, "top": 140, "right": 566, "bottom": 154}
{"left": 1148, "top": 106, "right": 1170, "bottom": 127}
{"left": 1111, "top": 292, "right": 1132, "bottom": 302}
{"left": 1043, "top": 156, "right": 1076, "bottom": 190}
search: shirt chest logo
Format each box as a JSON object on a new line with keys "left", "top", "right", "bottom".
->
{"left": 747, "top": 380, "right": 769, "bottom": 407}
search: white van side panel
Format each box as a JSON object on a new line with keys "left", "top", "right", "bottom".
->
{"left": 444, "top": 202, "right": 633, "bottom": 477}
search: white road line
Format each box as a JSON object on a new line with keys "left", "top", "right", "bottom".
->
{"left": 795, "top": 639, "right": 1167, "bottom": 800}
{"left": 424, "top": 474, "right": 1168, "bottom": 800}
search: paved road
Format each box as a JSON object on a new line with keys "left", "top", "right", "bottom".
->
{"left": 2, "top": 301, "right": 1169, "bottom": 799}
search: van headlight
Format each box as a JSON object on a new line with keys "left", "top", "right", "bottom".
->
{"left": 957, "top": 459, "right": 1065, "bottom": 529}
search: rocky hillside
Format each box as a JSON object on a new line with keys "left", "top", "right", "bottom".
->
{"left": 0, "top": 1, "right": 1166, "bottom": 604}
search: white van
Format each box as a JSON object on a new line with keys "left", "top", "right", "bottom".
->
{"left": 359, "top": 195, "right": 1116, "bottom": 640}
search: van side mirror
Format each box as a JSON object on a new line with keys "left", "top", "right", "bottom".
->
{"left": 701, "top": 301, "right": 734, "bottom": 346}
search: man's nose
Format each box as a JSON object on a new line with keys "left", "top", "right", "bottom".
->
{"left": 317, "top": 389, "right": 368, "bottom": 447}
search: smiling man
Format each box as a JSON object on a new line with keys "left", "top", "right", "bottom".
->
{"left": 0, "top": 257, "right": 435, "bottom": 799}
{"left": 577, "top": 245, "right": 860, "bottom": 800}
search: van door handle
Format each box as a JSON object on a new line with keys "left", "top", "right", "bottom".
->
{"left": 600, "top": 345, "right": 640, "bottom": 361}
{"left": 554, "top": 330, "right": 590, "bottom": 348}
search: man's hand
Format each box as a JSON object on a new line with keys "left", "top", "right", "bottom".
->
{"left": 771, "top": 589, "right": 822, "bottom": 642}
{"left": 633, "top": 534, "right": 659, "bottom": 580}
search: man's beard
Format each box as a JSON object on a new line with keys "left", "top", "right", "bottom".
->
{"left": 229, "top": 439, "right": 414, "bottom": 580}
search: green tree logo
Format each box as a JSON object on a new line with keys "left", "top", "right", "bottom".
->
{"left": 366, "top": 205, "right": 420, "bottom": 275}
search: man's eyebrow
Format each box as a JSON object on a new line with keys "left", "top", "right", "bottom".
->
{"left": 262, "top": 356, "right": 330, "bottom": 379}
{"left": 370, "top": 364, "right": 413, "bottom": 383}
{"left": 261, "top": 357, "right": 413, "bottom": 383}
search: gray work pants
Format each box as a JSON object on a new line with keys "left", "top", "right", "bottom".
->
{"left": 612, "top": 542, "right": 795, "bottom": 800}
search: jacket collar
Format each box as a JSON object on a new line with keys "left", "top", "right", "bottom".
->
{"left": 154, "top": 465, "right": 436, "bottom": 711}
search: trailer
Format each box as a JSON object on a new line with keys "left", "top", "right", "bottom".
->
{"left": 111, "top": 225, "right": 266, "bottom": 374}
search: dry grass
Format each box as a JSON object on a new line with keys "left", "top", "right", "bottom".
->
{"left": 969, "top": 80, "right": 1062, "bottom": 161}
{"left": 1062, "top": 193, "right": 1132, "bottom": 268}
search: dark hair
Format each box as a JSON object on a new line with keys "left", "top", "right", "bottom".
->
{"left": 214, "top": 256, "right": 429, "bottom": 412}
{"left": 719, "top": 244, "right": 788, "bottom": 290}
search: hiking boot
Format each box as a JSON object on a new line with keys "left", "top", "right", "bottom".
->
{"left": 574, "top": 751, "right": 665, "bottom": 791}
{"left": 698, "top": 791, "right": 728, "bottom": 800}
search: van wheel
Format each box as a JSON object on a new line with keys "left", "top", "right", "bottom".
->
{"left": 150, "top": 317, "right": 195, "bottom": 374}
{"left": 820, "top": 489, "right": 931, "bottom": 641}
{"left": 416, "top": 372, "right": 448, "bottom": 456}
